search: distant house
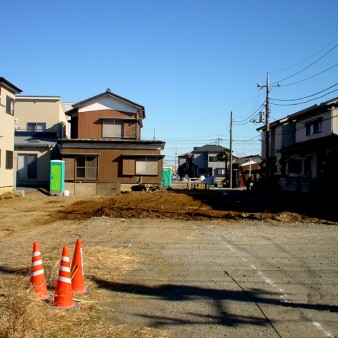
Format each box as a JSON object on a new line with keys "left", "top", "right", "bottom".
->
{"left": 14, "top": 96, "right": 70, "bottom": 187}
{"left": 232, "top": 155, "right": 261, "bottom": 188}
{"left": 60, "top": 89, "right": 165, "bottom": 194}
{"left": 178, "top": 144, "right": 234, "bottom": 183}
{"left": 258, "top": 96, "right": 338, "bottom": 193}
{"left": 0, "top": 77, "right": 22, "bottom": 194}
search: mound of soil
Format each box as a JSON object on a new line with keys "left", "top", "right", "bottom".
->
{"left": 50, "top": 189, "right": 335, "bottom": 224}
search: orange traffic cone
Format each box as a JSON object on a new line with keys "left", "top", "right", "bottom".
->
{"left": 52, "top": 246, "right": 78, "bottom": 309}
{"left": 30, "top": 242, "right": 49, "bottom": 299}
{"left": 71, "top": 239, "right": 88, "bottom": 294}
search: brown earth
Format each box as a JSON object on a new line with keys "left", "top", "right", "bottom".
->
{"left": 46, "top": 188, "right": 338, "bottom": 224}
{"left": 0, "top": 188, "right": 337, "bottom": 337}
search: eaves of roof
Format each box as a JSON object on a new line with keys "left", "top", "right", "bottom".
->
{"left": 59, "top": 138, "right": 165, "bottom": 150}
{"left": 0, "top": 77, "right": 22, "bottom": 94}
{"left": 15, "top": 136, "right": 57, "bottom": 148}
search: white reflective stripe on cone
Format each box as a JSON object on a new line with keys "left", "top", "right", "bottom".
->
{"left": 57, "top": 276, "right": 72, "bottom": 284}
{"left": 33, "top": 251, "right": 41, "bottom": 257}
{"left": 61, "top": 256, "right": 70, "bottom": 262}
{"left": 59, "top": 266, "right": 71, "bottom": 272}
{"left": 31, "top": 260, "right": 43, "bottom": 266}
{"left": 31, "top": 269, "right": 44, "bottom": 277}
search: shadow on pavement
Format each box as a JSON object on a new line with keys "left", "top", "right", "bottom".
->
{"left": 93, "top": 278, "right": 338, "bottom": 328}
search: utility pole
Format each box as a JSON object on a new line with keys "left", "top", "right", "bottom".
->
{"left": 229, "top": 111, "right": 233, "bottom": 189}
{"left": 215, "top": 137, "right": 222, "bottom": 146}
{"left": 257, "top": 73, "right": 278, "bottom": 179}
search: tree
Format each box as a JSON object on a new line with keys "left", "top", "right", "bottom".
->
{"left": 217, "top": 148, "right": 231, "bottom": 179}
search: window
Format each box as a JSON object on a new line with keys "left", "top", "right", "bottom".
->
{"left": 136, "top": 158, "right": 158, "bottom": 175}
{"left": 214, "top": 168, "right": 225, "bottom": 175}
{"left": 76, "top": 156, "right": 98, "bottom": 180}
{"left": 282, "top": 122, "right": 296, "bottom": 148}
{"left": 102, "top": 120, "right": 123, "bottom": 138}
{"left": 6, "top": 96, "right": 14, "bottom": 115}
{"left": 27, "top": 122, "right": 46, "bottom": 132}
{"left": 306, "top": 119, "right": 322, "bottom": 136}
{"left": 6, "top": 151, "right": 13, "bottom": 169}
{"left": 209, "top": 155, "right": 218, "bottom": 162}
{"left": 287, "top": 159, "right": 302, "bottom": 175}
{"left": 122, "top": 156, "right": 160, "bottom": 176}
{"left": 17, "top": 154, "right": 37, "bottom": 179}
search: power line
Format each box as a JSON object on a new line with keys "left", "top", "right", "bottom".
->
{"left": 271, "top": 42, "right": 338, "bottom": 85}
{"left": 270, "top": 37, "right": 338, "bottom": 75}
{"left": 279, "top": 63, "right": 338, "bottom": 87}
{"left": 271, "top": 88, "right": 338, "bottom": 106}
{"left": 271, "top": 82, "right": 338, "bottom": 102}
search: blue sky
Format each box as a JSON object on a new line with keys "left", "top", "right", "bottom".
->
{"left": 2, "top": 0, "right": 338, "bottom": 167}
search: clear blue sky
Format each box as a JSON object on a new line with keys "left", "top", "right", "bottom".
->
{"left": 2, "top": 0, "right": 338, "bottom": 167}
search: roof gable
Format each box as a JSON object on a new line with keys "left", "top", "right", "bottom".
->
{"left": 72, "top": 89, "right": 145, "bottom": 118}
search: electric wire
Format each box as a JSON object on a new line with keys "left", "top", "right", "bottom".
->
{"left": 271, "top": 82, "right": 338, "bottom": 102}
{"left": 271, "top": 88, "right": 338, "bottom": 106}
{"left": 271, "top": 42, "right": 338, "bottom": 85}
{"left": 279, "top": 63, "right": 338, "bottom": 87}
{"left": 270, "top": 37, "right": 338, "bottom": 75}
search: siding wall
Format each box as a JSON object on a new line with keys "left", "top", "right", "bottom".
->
{"left": 61, "top": 147, "right": 163, "bottom": 184}
{"left": 77, "top": 110, "right": 140, "bottom": 139}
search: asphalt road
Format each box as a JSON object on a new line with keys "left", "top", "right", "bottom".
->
{"left": 85, "top": 218, "right": 338, "bottom": 338}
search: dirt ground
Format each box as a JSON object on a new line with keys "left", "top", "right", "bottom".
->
{"left": 2, "top": 186, "right": 335, "bottom": 226}
{"left": 0, "top": 188, "right": 337, "bottom": 337}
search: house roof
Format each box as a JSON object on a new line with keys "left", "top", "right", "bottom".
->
{"left": 0, "top": 77, "right": 22, "bottom": 94}
{"left": 69, "top": 89, "right": 145, "bottom": 118}
{"left": 15, "top": 134, "right": 58, "bottom": 148}
{"left": 59, "top": 138, "right": 165, "bottom": 150}
{"left": 233, "top": 155, "right": 262, "bottom": 165}
{"left": 192, "top": 144, "right": 228, "bottom": 153}
{"left": 257, "top": 96, "right": 338, "bottom": 131}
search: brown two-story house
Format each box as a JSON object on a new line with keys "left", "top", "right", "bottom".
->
{"left": 59, "top": 89, "right": 165, "bottom": 194}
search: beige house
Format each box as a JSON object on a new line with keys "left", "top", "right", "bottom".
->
{"left": 14, "top": 96, "right": 70, "bottom": 187}
{"left": 0, "top": 77, "right": 22, "bottom": 194}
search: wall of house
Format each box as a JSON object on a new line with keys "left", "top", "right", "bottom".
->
{"left": 192, "top": 153, "right": 207, "bottom": 176}
{"left": 207, "top": 152, "right": 226, "bottom": 177}
{"left": 15, "top": 97, "right": 70, "bottom": 137}
{"left": 76, "top": 110, "right": 140, "bottom": 139}
{"left": 272, "top": 125, "right": 283, "bottom": 175}
{"left": 14, "top": 148, "right": 53, "bottom": 187}
{"left": 331, "top": 106, "right": 338, "bottom": 134}
{"left": 0, "top": 87, "right": 15, "bottom": 193}
{"left": 61, "top": 147, "right": 163, "bottom": 185}
{"left": 296, "top": 110, "right": 331, "bottom": 143}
